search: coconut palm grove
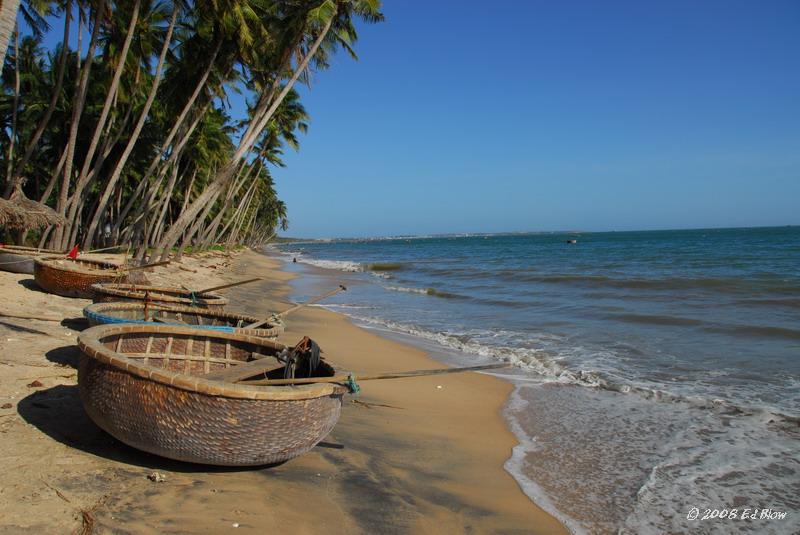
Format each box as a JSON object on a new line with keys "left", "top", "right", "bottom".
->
{"left": 0, "top": 0, "right": 382, "bottom": 258}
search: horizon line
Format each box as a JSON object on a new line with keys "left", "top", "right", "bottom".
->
{"left": 277, "top": 223, "right": 799, "bottom": 242}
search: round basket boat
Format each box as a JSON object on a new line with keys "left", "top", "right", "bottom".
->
{"left": 91, "top": 283, "right": 227, "bottom": 310}
{"left": 0, "top": 245, "right": 66, "bottom": 275}
{"left": 77, "top": 324, "right": 345, "bottom": 466}
{"left": 34, "top": 256, "right": 142, "bottom": 298}
{"left": 83, "top": 301, "right": 283, "bottom": 338}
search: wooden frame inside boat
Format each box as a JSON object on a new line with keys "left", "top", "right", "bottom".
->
{"left": 91, "top": 282, "right": 227, "bottom": 309}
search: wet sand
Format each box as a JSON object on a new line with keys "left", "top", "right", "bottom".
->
{"left": 0, "top": 249, "right": 566, "bottom": 534}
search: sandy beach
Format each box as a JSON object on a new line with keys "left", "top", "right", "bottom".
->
{"left": 0, "top": 249, "right": 566, "bottom": 534}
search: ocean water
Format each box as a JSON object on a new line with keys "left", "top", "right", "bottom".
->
{"left": 272, "top": 227, "right": 799, "bottom": 534}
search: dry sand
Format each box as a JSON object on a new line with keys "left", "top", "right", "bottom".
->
{"left": 0, "top": 249, "right": 567, "bottom": 534}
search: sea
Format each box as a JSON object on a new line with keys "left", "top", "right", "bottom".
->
{"left": 272, "top": 226, "right": 799, "bottom": 535}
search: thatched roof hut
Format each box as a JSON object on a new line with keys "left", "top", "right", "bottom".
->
{"left": 0, "top": 186, "right": 65, "bottom": 229}
{"left": 0, "top": 197, "right": 28, "bottom": 228}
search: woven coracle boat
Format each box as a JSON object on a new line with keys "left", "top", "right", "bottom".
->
{"left": 77, "top": 324, "right": 345, "bottom": 466}
{"left": 34, "top": 257, "right": 142, "bottom": 298}
{"left": 83, "top": 301, "right": 283, "bottom": 338}
{"left": 91, "top": 283, "right": 227, "bottom": 310}
{"left": 0, "top": 245, "right": 63, "bottom": 275}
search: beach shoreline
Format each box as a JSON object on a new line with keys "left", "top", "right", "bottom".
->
{"left": 0, "top": 248, "right": 567, "bottom": 534}
{"left": 232, "top": 249, "right": 571, "bottom": 533}
{"left": 268, "top": 230, "right": 800, "bottom": 535}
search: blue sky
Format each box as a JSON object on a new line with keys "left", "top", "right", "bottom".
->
{"left": 29, "top": 1, "right": 800, "bottom": 238}
{"left": 270, "top": 0, "right": 799, "bottom": 238}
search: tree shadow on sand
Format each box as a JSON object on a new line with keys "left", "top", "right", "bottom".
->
{"left": 0, "top": 320, "right": 50, "bottom": 335}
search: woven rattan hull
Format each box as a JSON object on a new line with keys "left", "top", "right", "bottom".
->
{"left": 83, "top": 301, "right": 283, "bottom": 338}
{"left": 77, "top": 324, "right": 344, "bottom": 466}
{"left": 79, "top": 357, "right": 342, "bottom": 465}
{"left": 91, "top": 283, "right": 227, "bottom": 310}
{"left": 34, "top": 257, "right": 130, "bottom": 298}
{"left": 0, "top": 251, "right": 35, "bottom": 274}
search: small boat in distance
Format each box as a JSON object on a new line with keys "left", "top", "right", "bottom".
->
{"left": 91, "top": 283, "right": 227, "bottom": 310}
{"left": 83, "top": 301, "right": 283, "bottom": 338}
{"left": 0, "top": 245, "right": 66, "bottom": 275}
{"left": 77, "top": 324, "right": 344, "bottom": 466}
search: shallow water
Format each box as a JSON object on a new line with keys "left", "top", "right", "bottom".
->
{"left": 274, "top": 226, "right": 799, "bottom": 534}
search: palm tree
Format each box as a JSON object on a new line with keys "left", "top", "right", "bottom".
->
{"left": 0, "top": 0, "right": 22, "bottom": 69}
{"left": 151, "top": 0, "right": 340, "bottom": 260}
{"left": 2, "top": 0, "right": 383, "bottom": 252}
{"left": 6, "top": 0, "right": 72, "bottom": 194}
{"left": 80, "top": 0, "right": 179, "bottom": 248}
{"left": 51, "top": 2, "right": 103, "bottom": 249}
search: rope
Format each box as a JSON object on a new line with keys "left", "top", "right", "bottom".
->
{"left": 276, "top": 285, "right": 347, "bottom": 319}
{"left": 346, "top": 374, "right": 360, "bottom": 394}
{"left": 190, "top": 291, "right": 198, "bottom": 307}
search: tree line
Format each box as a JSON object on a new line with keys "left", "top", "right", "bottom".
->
{"left": 0, "top": 0, "right": 382, "bottom": 259}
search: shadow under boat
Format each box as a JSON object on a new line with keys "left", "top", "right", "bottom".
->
{"left": 21, "top": 348, "right": 346, "bottom": 472}
{"left": 17, "top": 384, "right": 296, "bottom": 473}
{"left": 17, "top": 278, "right": 44, "bottom": 293}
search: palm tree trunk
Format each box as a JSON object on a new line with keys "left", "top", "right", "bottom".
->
{"left": 220, "top": 179, "right": 257, "bottom": 245}
{"left": 7, "top": 0, "right": 72, "bottom": 192}
{"left": 52, "top": 6, "right": 102, "bottom": 249}
{"left": 82, "top": 5, "right": 178, "bottom": 250}
{"left": 0, "top": 0, "right": 20, "bottom": 69}
{"left": 66, "top": 0, "right": 140, "bottom": 222}
{"left": 74, "top": 5, "right": 82, "bottom": 76}
{"left": 163, "top": 184, "right": 223, "bottom": 261}
{"left": 199, "top": 156, "right": 259, "bottom": 247}
{"left": 171, "top": 168, "right": 197, "bottom": 262}
{"left": 235, "top": 199, "right": 259, "bottom": 245}
{"left": 198, "top": 170, "right": 248, "bottom": 249}
{"left": 110, "top": 41, "right": 221, "bottom": 240}
{"left": 4, "top": 24, "right": 19, "bottom": 194}
{"left": 153, "top": 14, "right": 335, "bottom": 261}
{"left": 237, "top": 15, "right": 334, "bottom": 162}
{"left": 64, "top": 100, "right": 133, "bottom": 241}
{"left": 234, "top": 199, "right": 258, "bottom": 245}
{"left": 39, "top": 149, "right": 68, "bottom": 203}
{"left": 127, "top": 103, "right": 208, "bottom": 256}
{"left": 236, "top": 28, "right": 304, "bottom": 156}
{"left": 145, "top": 163, "right": 180, "bottom": 247}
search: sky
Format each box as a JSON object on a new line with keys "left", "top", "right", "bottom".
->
{"left": 27, "top": 0, "right": 800, "bottom": 238}
{"left": 268, "top": 0, "right": 800, "bottom": 238}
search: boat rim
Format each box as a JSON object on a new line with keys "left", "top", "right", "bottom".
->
{"left": 82, "top": 301, "right": 283, "bottom": 336}
{"left": 0, "top": 245, "right": 63, "bottom": 254}
{"left": 35, "top": 255, "right": 122, "bottom": 274}
{"left": 78, "top": 323, "right": 344, "bottom": 400}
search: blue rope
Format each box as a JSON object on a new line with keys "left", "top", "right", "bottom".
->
{"left": 190, "top": 291, "right": 198, "bottom": 307}
{"left": 346, "top": 374, "right": 360, "bottom": 395}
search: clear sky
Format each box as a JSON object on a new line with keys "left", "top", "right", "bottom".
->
{"left": 271, "top": 0, "right": 800, "bottom": 238}
{"left": 28, "top": 1, "right": 800, "bottom": 238}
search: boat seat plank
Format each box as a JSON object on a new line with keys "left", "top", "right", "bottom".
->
{"left": 203, "top": 355, "right": 284, "bottom": 382}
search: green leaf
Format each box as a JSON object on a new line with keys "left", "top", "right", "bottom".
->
{"left": 307, "top": 0, "right": 336, "bottom": 26}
